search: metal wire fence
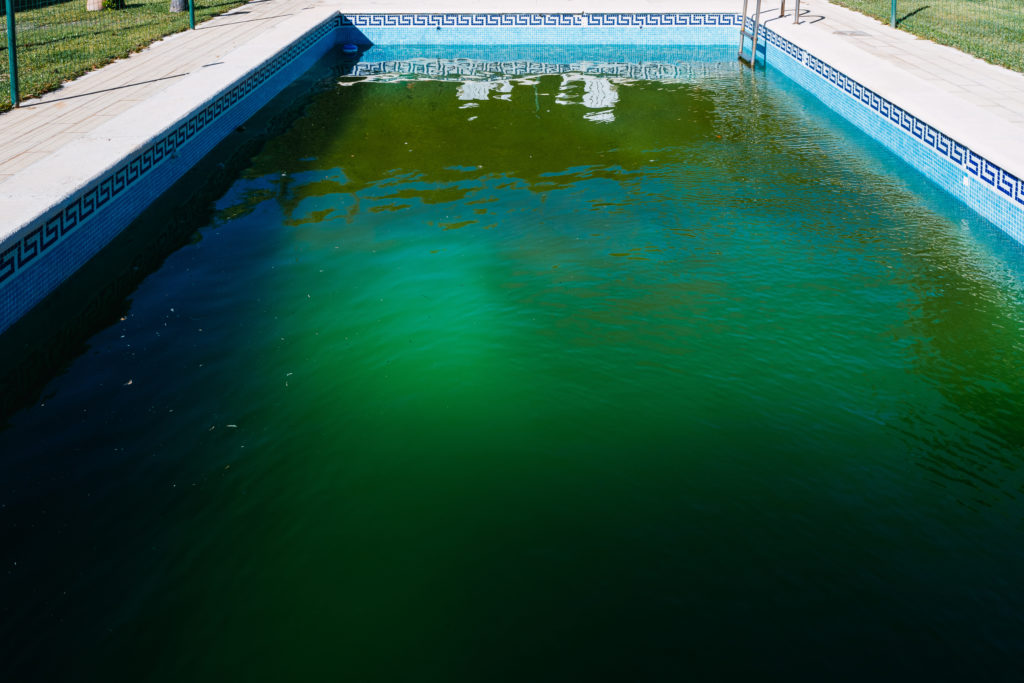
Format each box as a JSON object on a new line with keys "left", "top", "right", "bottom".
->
{"left": 1, "top": 0, "right": 247, "bottom": 111}
{"left": 830, "top": 0, "right": 1024, "bottom": 73}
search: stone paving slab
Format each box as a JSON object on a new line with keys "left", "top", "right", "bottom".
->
{"left": 0, "top": 0, "right": 1022, "bottom": 223}
{"left": 0, "top": 0, "right": 310, "bottom": 184}
{"left": 0, "top": 2, "right": 339, "bottom": 235}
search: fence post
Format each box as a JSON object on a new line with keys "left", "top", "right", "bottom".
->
{"left": 4, "top": 0, "right": 18, "bottom": 107}
{"left": 188, "top": 0, "right": 195, "bottom": 29}
{"left": 891, "top": 0, "right": 897, "bottom": 27}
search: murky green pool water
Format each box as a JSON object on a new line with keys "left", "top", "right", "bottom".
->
{"left": 4, "top": 46, "right": 1024, "bottom": 680}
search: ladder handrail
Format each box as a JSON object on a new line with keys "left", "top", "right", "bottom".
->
{"left": 780, "top": 0, "right": 804, "bottom": 23}
{"left": 738, "top": 0, "right": 763, "bottom": 67}
{"left": 739, "top": 0, "right": 803, "bottom": 68}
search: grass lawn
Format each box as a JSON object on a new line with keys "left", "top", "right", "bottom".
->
{"left": 1, "top": 0, "right": 246, "bottom": 111}
{"left": 831, "top": 0, "right": 1024, "bottom": 73}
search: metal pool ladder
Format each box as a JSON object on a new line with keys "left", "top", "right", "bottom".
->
{"left": 739, "top": 0, "right": 801, "bottom": 67}
{"left": 738, "top": 0, "right": 763, "bottom": 67}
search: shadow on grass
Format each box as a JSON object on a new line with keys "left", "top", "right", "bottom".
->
{"left": 12, "top": 0, "right": 77, "bottom": 12}
{"left": 897, "top": 5, "right": 930, "bottom": 27}
{"left": 15, "top": 14, "right": 188, "bottom": 50}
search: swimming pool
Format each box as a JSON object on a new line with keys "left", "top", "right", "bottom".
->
{"left": 3, "top": 43, "right": 1024, "bottom": 679}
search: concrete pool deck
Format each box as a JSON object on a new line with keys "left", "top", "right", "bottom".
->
{"left": 0, "top": 0, "right": 1023, "bottom": 331}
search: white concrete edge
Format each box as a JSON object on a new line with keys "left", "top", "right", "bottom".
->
{"left": 769, "top": 17, "right": 1024, "bottom": 183}
{"left": 0, "top": 5, "right": 341, "bottom": 243}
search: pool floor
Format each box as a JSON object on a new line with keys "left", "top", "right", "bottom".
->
{"left": 3, "top": 46, "right": 1024, "bottom": 680}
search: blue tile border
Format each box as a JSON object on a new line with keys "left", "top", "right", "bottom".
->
{"left": 351, "top": 58, "right": 734, "bottom": 80}
{"left": 343, "top": 13, "right": 743, "bottom": 28}
{"left": 585, "top": 13, "right": 741, "bottom": 26}
{"left": 337, "top": 13, "right": 740, "bottom": 46}
{"left": 801, "top": 50, "right": 1024, "bottom": 210}
{"left": 347, "top": 13, "right": 581, "bottom": 27}
{"left": 754, "top": 19, "right": 1024, "bottom": 237}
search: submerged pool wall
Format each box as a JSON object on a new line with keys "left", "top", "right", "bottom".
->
{"left": 1, "top": 11, "right": 1023, "bottom": 338}
{"left": 755, "top": 20, "right": 1024, "bottom": 245}
{"left": 0, "top": 9, "right": 343, "bottom": 337}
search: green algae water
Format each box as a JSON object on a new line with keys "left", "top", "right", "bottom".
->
{"left": 4, "top": 46, "right": 1024, "bottom": 680}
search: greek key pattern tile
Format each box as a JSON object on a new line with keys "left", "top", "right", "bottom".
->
{"left": 585, "top": 14, "right": 742, "bottom": 26}
{"left": 345, "top": 14, "right": 581, "bottom": 27}
{"left": 756, "top": 20, "right": 1024, "bottom": 211}
{"left": 0, "top": 15, "right": 342, "bottom": 287}
{"left": 344, "top": 13, "right": 742, "bottom": 28}
{"left": 352, "top": 57, "right": 735, "bottom": 81}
